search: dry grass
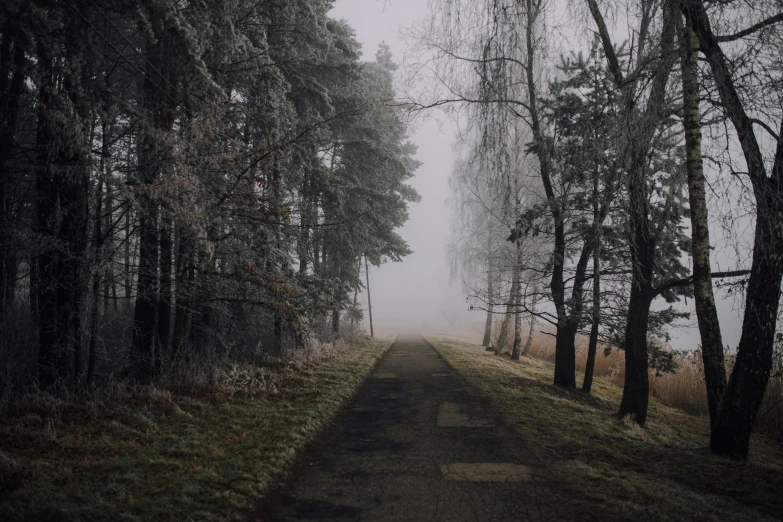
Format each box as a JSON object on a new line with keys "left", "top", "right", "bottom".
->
{"left": 426, "top": 336, "right": 783, "bottom": 522}
{"left": 523, "top": 333, "right": 783, "bottom": 440}
{"left": 524, "top": 333, "right": 625, "bottom": 385}
{"left": 0, "top": 336, "right": 394, "bottom": 522}
{"left": 650, "top": 350, "right": 783, "bottom": 439}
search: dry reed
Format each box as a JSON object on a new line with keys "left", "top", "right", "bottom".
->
{"left": 521, "top": 331, "right": 783, "bottom": 440}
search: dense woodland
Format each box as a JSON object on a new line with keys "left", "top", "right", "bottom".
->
{"left": 0, "top": 1, "right": 418, "bottom": 398}
{"left": 432, "top": 0, "right": 783, "bottom": 458}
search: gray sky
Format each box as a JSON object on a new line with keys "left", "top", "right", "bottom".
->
{"left": 329, "top": 0, "right": 747, "bottom": 350}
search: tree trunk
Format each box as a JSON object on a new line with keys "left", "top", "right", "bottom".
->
{"left": 522, "top": 287, "right": 537, "bottom": 357}
{"left": 332, "top": 307, "right": 340, "bottom": 335}
{"left": 588, "top": 0, "right": 677, "bottom": 421}
{"left": 172, "top": 226, "right": 194, "bottom": 365}
{"left": 482, "top": 260, "right": 494, "bottom": 347}
{"left": 103, "top": 162, "right": 113, "bottom": 316}
{"left": 496, "top": 267, "right": 519, "bottom": 354}
{"left": 510, "top": 248, "right": 523, "bottom": 361}
{"left": 87, "top": 168, "right": 105, "bottom": 388}
{"left": 299, "top": 177, "right": 311, "bottom": 275}
{"left": 583, "top": 166, "right": 602, "bottom": 393}
{"left": 35, "top": 22, "right": 91, "bottom": 388}
{"left": 710, "top": 219, "right": 782, "bottom": 457}
{"left": 157, "top": 219, "right": 173, "bottom": 359}
{"left": 582, "top": 245, "right": 601, "bottom": 393}
{"left": 124, "top": 191, "right": 132, "bottom": 310}
{"left": 130, "top": 21, "right": 178, "bottom": 380}
{"left": 680, "top": 0, "right": 783, "bottom": 458}
{"left": 131, "top": 197, "right": 159, "bottom": 379}
{"left": 522, "top": 0, "right": 576, "bottom": 387}
{"left": 618, "top": 257, "right": 655, "bottom": 423}
{"left": 0, "top": 24, "right": 25, "bottom": 314}
{"left": 679, "top": 18, "right": 726, "bottom": 427}
{"left": 35, "top": 43, "right": 59, "bottom": 388}
{"left": 365, "top": 255, "right": 373, "bottom": 338}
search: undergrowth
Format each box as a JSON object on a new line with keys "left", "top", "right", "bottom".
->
{"left": 0, "top": 336, "right": 393, "bottom": 521}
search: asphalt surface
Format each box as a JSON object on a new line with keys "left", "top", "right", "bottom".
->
{"left": 266, "top": 335, "right": 574, "bottom": 521}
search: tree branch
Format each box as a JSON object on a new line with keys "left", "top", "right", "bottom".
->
{"left": 653, "top": 270, "right": 751, "bottom": 297}
{"left": 716, "top": 12, "right": 783, "bottom": 42}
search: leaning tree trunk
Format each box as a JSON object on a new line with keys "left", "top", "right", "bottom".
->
{"left": 679, "top": 18, "right": 726, "bottom": 427}
{"left": 365, "top": 255, "right": 374, "bottom": 338}
{"left": 710, "top": 213, "right": 782, "bottom": 457}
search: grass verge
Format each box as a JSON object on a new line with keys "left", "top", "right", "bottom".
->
{"left": 426, "top": 336, "right": 783, "bottom": 522}
{"left": 0, "top": 336, "right": 394, "bottom": 521}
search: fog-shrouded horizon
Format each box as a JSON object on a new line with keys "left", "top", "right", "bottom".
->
{"left": 329, "top": 0, "right": 747, "bottom": 351}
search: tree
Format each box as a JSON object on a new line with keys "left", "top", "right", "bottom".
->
{"left": 677, "top": 0, "right": 783, "bottom": 458}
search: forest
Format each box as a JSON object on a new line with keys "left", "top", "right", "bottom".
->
{"left": 0, "top": 1, "right": 418, "bottom": 392}
{"left": 1, "top": 0, "right": 783, "bottom": 519}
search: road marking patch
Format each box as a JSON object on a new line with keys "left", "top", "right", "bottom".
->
{"left": 440, "top": 463, "right": 532, "bottom": 482}
{"left": 373, "top": 372, "right": 398, "bottom": 379}
{"left": 437, "top": 402, "right": 494, "bottom": 427}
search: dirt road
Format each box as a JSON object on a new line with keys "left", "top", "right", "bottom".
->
{"left": 266, "top": 335, "right": 574, "bottom": 521}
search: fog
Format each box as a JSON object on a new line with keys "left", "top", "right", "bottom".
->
{"left": 329, "top": 0, "right": 747, "bottom": 350}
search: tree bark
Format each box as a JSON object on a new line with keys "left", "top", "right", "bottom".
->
{"left": 678, "top": 16, "right": 726, "bottom": 428}
{"left": 365, "top": 255, "right": 374, "bottom": 338}
{"left": 157, "top": 219, "right": 173, "bottom": 358}
{"left": 332, "top": 307, "right": 340, "bottom": 334}
{"left": 522, "top": 287, "right": 537, "bottom": 357}
{"left": 510, "top": 247, "right": 523, "bottom": 361}
{"left": 583, "top": 169, "right": 602, "bottom": 393}
{"left": 172, "top": 225, "right": 194, "bottom": 365}
{"left": 482, "top": 259, "right": 494, "bottom": 347}
{"left": 497, "top": 266, "right": 519, "bottom": 354}
{"left": 0, "top": 24, "right": 25, "bottom": 314}
{"left": 87, "top": 162, "right": 105, "bottom": 388}
{"left": 35, "top": 39, "right": 59, "bottom": 388}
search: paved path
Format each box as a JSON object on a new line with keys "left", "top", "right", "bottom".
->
{"left": 268, "top": 335, "right": 573, "bottom": 521}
